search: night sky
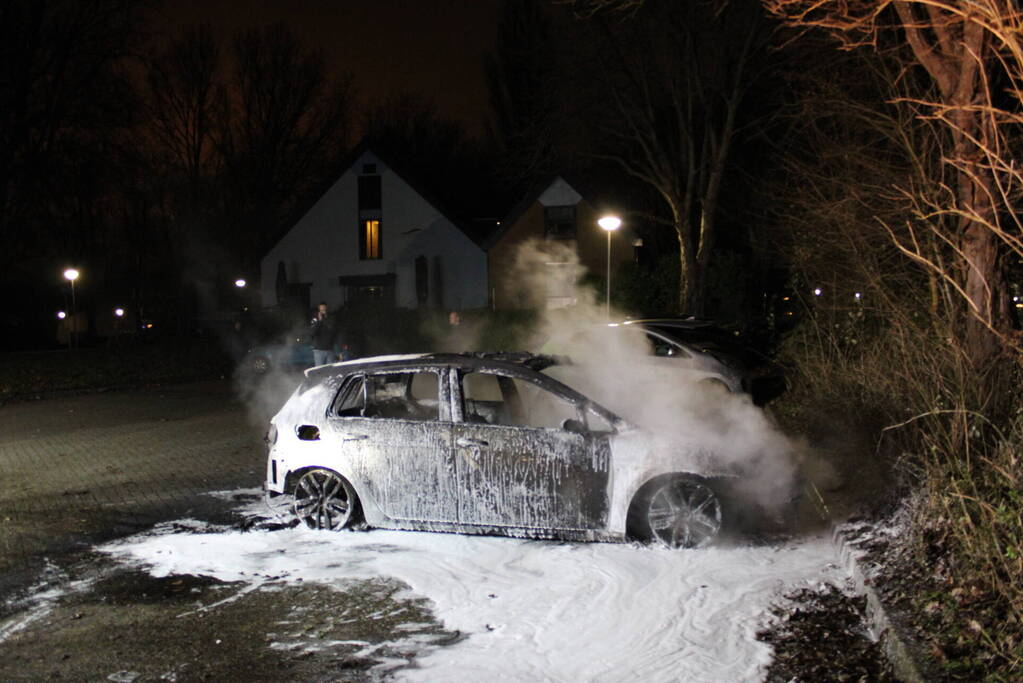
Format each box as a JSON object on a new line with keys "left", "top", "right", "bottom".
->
{"left": 150, "top": 0, "right": 502, "bottom": 135}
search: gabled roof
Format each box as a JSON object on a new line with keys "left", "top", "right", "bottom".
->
{"left": 484, "top": 172, "right": 605, "bottom": 250}
{"left": 272, "top": 138, "right": 496, "bottom": 254}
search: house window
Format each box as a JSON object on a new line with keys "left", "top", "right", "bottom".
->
{"left": 360, "top": 219, "right": 382, "bottom": 259}
{"left": 544, "top": 205, "right": 576, "bottom": 239}
{"left": 358, "top": 175, "right": 381, "bottom": 210}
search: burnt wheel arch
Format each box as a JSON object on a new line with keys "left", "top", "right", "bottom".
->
{"left": 287, "top": 467, "right": 363, "bottom": 531}
{"left": 626, "top": 473, "right": 729, "bottom": 549}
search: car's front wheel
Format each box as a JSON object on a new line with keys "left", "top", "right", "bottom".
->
{"left": 291, "top": 468, "right": 360, "bottom": 530}
{"left": 631, "top": 476, "right": 723, "bottom": 549}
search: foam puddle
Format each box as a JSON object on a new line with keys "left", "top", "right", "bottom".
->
{"left": 98, "top": 506, "right": 846, "bottom": 682}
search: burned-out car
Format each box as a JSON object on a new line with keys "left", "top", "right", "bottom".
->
{"left": 264, "top": 353, "right": 794, "bottom": 548}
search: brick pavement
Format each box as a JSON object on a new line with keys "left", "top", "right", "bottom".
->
{"left": 0, "top": 380, "right": 272, "bottom": 587}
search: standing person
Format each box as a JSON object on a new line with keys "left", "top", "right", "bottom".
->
{"left": 310, "top": 302, "right": 338, "bottom": 366}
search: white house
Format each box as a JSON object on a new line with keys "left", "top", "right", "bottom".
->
{"left": 260, "top": 142, "right": 489, "bottom": 312}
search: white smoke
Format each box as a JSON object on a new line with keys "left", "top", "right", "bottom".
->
{"left": 506, "top": 239, "right": 802, "bottom": 515}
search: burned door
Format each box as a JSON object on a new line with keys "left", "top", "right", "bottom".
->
{"left": 453, "top": 370, "right": 610, "bottom": 530}
{"left": 327, "top": 369, "right": 458, "bottom": 523}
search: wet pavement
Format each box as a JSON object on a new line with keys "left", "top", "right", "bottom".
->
{"left": 0, "top": 379, "right": 457, "bottom": 681}
{"left": 0, "top": 380, "right": 265, "bottom": 596}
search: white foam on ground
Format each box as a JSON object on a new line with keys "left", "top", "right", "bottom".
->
{"left": 100, "top": 516, "right": 845, "bottom": 682}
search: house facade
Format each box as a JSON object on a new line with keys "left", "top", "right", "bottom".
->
{"left": 260, "top": 144, "right": 489, "bottom": 313}
{"left": 487, "top": 176, "right": 635, "bottom": 310}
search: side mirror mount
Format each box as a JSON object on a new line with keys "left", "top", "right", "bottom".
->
{"left": 561, "top": 418, "right": 586, "bottom": 434}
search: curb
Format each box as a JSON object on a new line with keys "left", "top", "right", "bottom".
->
{"left": 831, "top": 524, "right": 926, "bottom": 683}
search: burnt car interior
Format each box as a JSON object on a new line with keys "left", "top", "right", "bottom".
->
{"left": 334, "top": 371, "right": 440, "bottom": 421}
{"left": 461, "top": 371, "right": 580, "bottom": 431}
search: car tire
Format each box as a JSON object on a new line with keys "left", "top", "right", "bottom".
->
{"left": 629, "top": 476, "right": 723, "bottom": 549}
{"left": 291, "top": 468, "right": 361, "bottom": 531}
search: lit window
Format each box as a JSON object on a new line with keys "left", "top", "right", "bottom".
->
{"left": 361, "top": 219, "right": 382, "bottom": 259}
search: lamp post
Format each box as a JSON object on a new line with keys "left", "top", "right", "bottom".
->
{"left": 597, "top": 215, "right": 621, "bottom": 320}
{"left": 63, "top": 268, "right": 79, "bottom": 348}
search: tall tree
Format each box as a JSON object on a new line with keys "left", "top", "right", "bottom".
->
{"left": 363, "top": 93, "right": 503, "bottom": 218}
{"left": 146, "top": 24, "right": 223, "bottom": 205}
{"left": 486, "top": 0, "right": 564, "bottom": 186}
{"left": 219, "top": 22, "right": 355, "bottom": 266}
{"left": 579, "top": 1, "right": 772, "bottom": 315}
{"left": 0, "top": 0, "right": 141, "bottom": 270}
{"left": 765, "top": 0, "right": 1022, "bottom": 363}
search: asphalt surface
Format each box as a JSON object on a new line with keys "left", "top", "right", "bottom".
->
{"left": 0, "top": 380, "right": 265, "bottom": 595}
{"left": 0, "top": 378, "right": 457, "bottom": 681}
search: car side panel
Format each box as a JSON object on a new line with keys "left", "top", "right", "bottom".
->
{"left": 451, "top": 423, "right": 610, "bottom": 530}
{"left": 325, "top": 416, "right": 459, "bottom": 524}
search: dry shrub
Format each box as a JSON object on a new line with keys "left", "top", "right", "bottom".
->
{"left": 778, "top": 289, "right": 1023, "bottom": 677}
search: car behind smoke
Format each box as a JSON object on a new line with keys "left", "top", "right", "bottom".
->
{"left": 264, "top": 352, "right": 799, "bottom": 548}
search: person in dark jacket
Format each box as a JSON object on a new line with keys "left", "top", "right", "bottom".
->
{"left": 310, "top": 302, "right": 339, "bottom": 366}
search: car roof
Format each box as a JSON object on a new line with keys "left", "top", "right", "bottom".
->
{"left": 303, "top": 351, "right": 562, "bottom": 382}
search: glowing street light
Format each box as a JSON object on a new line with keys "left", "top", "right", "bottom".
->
{"left": 598, "top": 215, "right": 622, "bottom": 320}
{"left": 114, "top": 308, "right": 125, "bottom": 317}
{"left": 57, "top": 311, "right": 66, "bottom": 320}
{"left": 64, "top": 268, "right": 80, "bottom": 348}
{"left": 234, "top": 279, "right": 247, "bottom": 288}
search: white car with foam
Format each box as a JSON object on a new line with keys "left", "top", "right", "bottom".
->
{"left": 264, "top": 352, "right": 798, "bottom": 548}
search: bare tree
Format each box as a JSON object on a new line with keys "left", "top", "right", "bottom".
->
{"left": 765, "top": 0, "right": 1023, "bottom": 364}
{"left": 146, "top": 24, "right": 224, "bottom": 203}
{"left": 0, "top": 0, "right": 141, "bottom": 270}
{"left": 486, "top": 0, "right": 565, "bottom": 186}
{"left": 581, "top": 1, "right": 771, "bottom": 315}
{"left": 219, "top": 22, "right": 355, "bottom": 262}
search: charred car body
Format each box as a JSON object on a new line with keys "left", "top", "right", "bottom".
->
{"left": 264, "top": 353, "right": 795, "bottom": 548}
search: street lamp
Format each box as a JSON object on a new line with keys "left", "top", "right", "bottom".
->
{"left": 598, "top": 215, "right": 621, "bottom": 319}
{"left": 234, "top": 279, "right": 246, "bottom": 288}
{"left": 64, "top": 268, "right": 79, "bottom": 348}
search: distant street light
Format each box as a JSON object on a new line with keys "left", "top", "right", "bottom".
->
{"left": 57, "top": 311, "right": 66, "bottom": 320}
{"left": 235, "top": 279, "right": 247, "bottom": 288}
{"left": 64, "top": 268, "right": 79, "bottom": 348}
{"left": 114, "top": 308, "right": 125, "bottom": 317}
{"left": 598, "top": 215, "right": 622, "bottom": 320}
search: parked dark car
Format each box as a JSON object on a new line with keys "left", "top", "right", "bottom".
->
{"left": 620, "top": 318, "right": 787, "bottom": 406}
{"left": 242, "top": 335, "right": 315, "bottom": 375}
{"left": 264, "top": 352, "right": 800, "bottom": 548}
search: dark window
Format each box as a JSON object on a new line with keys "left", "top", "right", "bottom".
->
{"left": 544, "top": 205, "right": 576, "bottom": 239}
{"left": 362, "top": 163, "right": 377, "bottom": 174}
{"left": 358, "top": 175, "right": 381, "bottom": 210}
{"left": 336, "top": 371, "right": 439, "bottom": 421}
{"left": 460, "top": 371, "right": 578, "bottom": 429}
{"left": 415, "top": 255, "right": 429, "bottom": 305}
{"left": 335, "top": 375, "right": 367, "bottom": 416}
{"left": 360, "top": 219, "right": 382, "bottom": 259}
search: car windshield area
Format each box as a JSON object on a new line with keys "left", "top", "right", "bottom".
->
{"left": 460, "top": 371, "right": 579, "bottom": 430}
{"left": 334, "top": 371, "right": 440, "bottom": 421}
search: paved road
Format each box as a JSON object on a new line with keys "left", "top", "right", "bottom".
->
{"left": 0, "top": 380, "right": 456, "bottom": 681}
{"left": 0, "top": 380, "right": 268, "bottom": 595}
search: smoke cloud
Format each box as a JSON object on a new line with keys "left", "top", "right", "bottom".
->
{"left": 488, "top": 239, "right": 803, "bottom": 516}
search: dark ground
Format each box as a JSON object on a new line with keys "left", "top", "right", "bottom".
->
{"left": 759, "top": 584, "right": 896, "bottom": 682}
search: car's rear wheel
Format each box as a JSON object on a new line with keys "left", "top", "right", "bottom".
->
{"left": 633, "top": 476, "right": 723, "bottom": 549}
{"left": 292, "top": 468, "right": 359, "bottom": 530}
